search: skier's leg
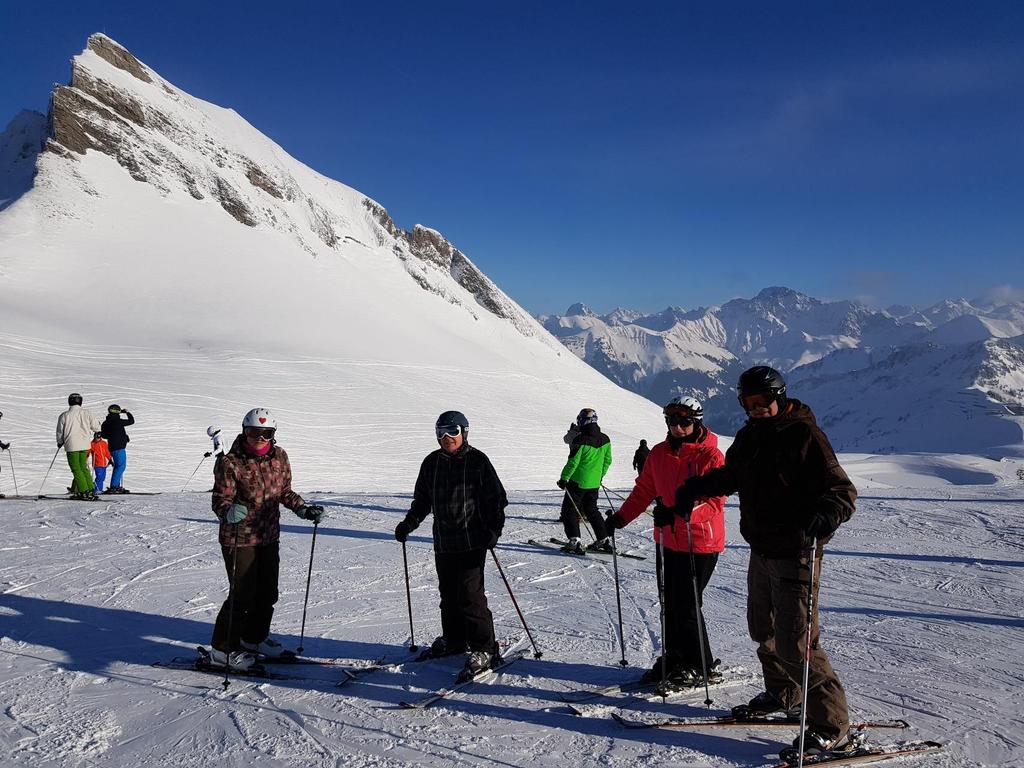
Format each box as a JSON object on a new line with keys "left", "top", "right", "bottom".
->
{"left": 94, "top": 465, "right": 106, "bottom": 493}
{"left": 581, "top": 487, "right": 607, "bottom": 539}
{"left": 434, "top": 551, "right": 467, "bottom": 651}
{"left": 559, "top": 489, "right": 581, "bottom": 540}
{"left": 747, "top": 552, "right": 800, "bottom": 709}
{"left": 771, "top": 552, "right": 850, "bottom": 740}
{"left": 212, "top": 545, "right": 257, "bottom": 650}
{"left": 458, "top": 548, "right": 497, "bottom": 654}
{"left": 241, "top": 543, "right": 280, "bottom": 645}
{"left": 110, "top": 449, "right": 126, "bottom": 488}
{"left": 674, "top": 549, "right": 718, "bottom": 672}
{"left": 67, "top": 451, "right": 91, "bottom": 492}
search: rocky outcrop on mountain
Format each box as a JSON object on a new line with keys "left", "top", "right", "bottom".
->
{"left": 24, "top": 33, "right": 547, "bottom": 342}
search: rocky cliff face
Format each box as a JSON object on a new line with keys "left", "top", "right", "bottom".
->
{"left": 35, "top": 33, "right": 542, "bottom": 341}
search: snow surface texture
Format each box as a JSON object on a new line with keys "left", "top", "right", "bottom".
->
{"left": 1, "top": 453, "right": 1021, "bottom": 767}
{"left": 542, "top": 288, "right": 1024, "bottom": 454}
{"left": 0, "top": 34, "right": 667, "bottom": 492}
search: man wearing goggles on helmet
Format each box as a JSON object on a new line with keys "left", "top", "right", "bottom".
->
{"left": 394, "top": 411, "right": 508, "bottom": 681}
{"left": 606, "top": 396, "right": 726, "bottom": 689}
{"left": 671, "top": 366, "right": 857, "bottom": 759}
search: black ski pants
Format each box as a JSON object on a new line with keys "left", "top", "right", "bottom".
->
{"left": 658, "top": 545, "right": 718, "bottom": 673}
{"left": 560, "top": 483, "right": 607, "bottom": 541}
{"left": 435, "top": 548, "right": 497, "bottom": 654}
{"left": 212, "top": 542, "right": 279, "bottom": 651}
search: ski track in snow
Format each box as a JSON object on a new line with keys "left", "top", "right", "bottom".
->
{"left": 0, "top": 472, "right": 1021, "bottom": 767}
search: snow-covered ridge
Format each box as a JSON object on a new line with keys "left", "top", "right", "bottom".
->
{"left": 543, "top": 287, "right": 1024, "bottom": 453}
{"left": 37, "top": 33, "right": 542, "bottom": 340}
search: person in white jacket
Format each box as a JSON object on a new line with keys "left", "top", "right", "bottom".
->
{"left": 56, "top": 393, "right": 103, "bottom": 500}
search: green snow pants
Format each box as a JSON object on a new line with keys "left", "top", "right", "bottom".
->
{"left": 66, "top": 450, "right": 94, "bottom": 493}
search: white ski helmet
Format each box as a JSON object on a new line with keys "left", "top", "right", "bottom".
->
{"left": 207, "top": 425, "right": 221, "bottom": 437}
{"left": 242, "top": 408, "right": 276, "bottom": 431}
{"left": 664, "top": 395, "right": 703, "bottom": 421}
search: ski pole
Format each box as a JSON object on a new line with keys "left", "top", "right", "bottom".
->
{"left": 222, "top": 524, "right": 241, "bottom": 691}
{"left": 490, "top": 548, "right": 542, "bottom": 658}
{"left": 181, "top": 455, "right": 209, "bottom": 492}
{"left": 796, "top": 537, "right": 819, "bottom": 768}
{"left": 36, "top": 446, "right": 61, "bottom": 498}
{"left": 600, "top": 486, "right": 627, "bottom": 667}
{"left": 7, "top": 449, "right": 18, "bottom": 497}
{"left": 296, "top": 519, "right": 319, "bottom": 655}
{"left": 601, "top": 483, "right": 627, "bottom": 502}
{"left": 401, "top": 540, "right": 418, "bottom": 651}
{"left": 686, "top": 516, "right": 713, "bottom": 707}
{"left": 563, "top": 488, "right": 595, "bottom": 542}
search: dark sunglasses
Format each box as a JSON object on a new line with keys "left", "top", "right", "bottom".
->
{"left": 665, "top": 413, "right": 696, "bottom": 427}
{"left": 435, "top": 425, "right": 463, "bottom": 439}
{"left": 244, "top": 427, "right": 276, "bottom": 440}
{"left": 739, "top": 392, "right": 775, "bottom": 411}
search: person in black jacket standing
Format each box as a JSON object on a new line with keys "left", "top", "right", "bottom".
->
{"left": 394, "top": 410, "right": 508, "bottom": 680}
{"left": 101, "top": 404, "right": 135, "bottom": 493}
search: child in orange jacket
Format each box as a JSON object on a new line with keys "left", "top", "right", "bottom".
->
{"left": 89, "top": 433, "right": 113, "bottom": 493}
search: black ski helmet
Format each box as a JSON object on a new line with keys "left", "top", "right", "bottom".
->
{"left": 108, "top": 404, "right": 122, "bottom": 414}
{"left": 576, "top": 408, "right": 598, "bottom": 427}
{"left": 737, "top": 366, "right": 787, "bottom": 409}
{"left": 68, "top": 393, "right": 83, "bottom": 406}
{"left": 435, "top": 410, "right": 469, "bottom": 437}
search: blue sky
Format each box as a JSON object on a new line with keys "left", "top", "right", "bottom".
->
{"left": 2, "top": 1, "right": 1022, "bottom": 315}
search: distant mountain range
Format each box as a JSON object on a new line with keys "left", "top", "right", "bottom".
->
{"left": 540, "top": 287, "right": 1024, "bottom": 455}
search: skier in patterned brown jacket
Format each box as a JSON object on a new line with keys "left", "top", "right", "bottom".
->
{"left": 209, "top": 407, "right": 325, "bottom": 670}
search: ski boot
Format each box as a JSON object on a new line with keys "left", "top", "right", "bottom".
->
{"left": 732, "top": 690, "right": 800, "bottom": 720}
{"left": 586, "top": 537, "right": 615, "bottom": 554}
{"left": 241, "top": 637, "right": 288, "bottom": 658}
{"left": 457, "top": 650, "right": 493, "bottom": 682}
{"left": 779, "top": 730, "right": 858, "bottom": 763}
{"left": 560, "top": 538, "right": 585, "bottom": 555}
{"left": 207, "top": 648, "right": 257, "bottom": 672}
{"left": 417, "top": 636, "right": 467, "bottom": 661}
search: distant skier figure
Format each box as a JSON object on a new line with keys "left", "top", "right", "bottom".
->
{"left": 607, "top": 397, "right": 725, "bottom": 689}
{"left": 0, "top": 410, "right": 9, "bottom": 498}
{"left": 209, "top": 408, "right": 325, "bottom": 670}
{"left": 89, "top": 432, "right": 113, "bottom": 494}
{"left": 632, "top": 439, "right": 650, "bottom": 476}
{"left": 101, "top": 404, "right": 134, "bottom": 493}
{"left": 675, "top": 367, "right": 856, "bottom": 760}
{"left": 394, "top": 411, "right": 507, "bottom": 681}
{"left": 557, "top": 408, "right": 612, "bottom": 554}
{"left": 56, "top": 393, "right": 102, "bottom": 500}
{"left": 205, "top": 425, "right": 227, "bottom": 461}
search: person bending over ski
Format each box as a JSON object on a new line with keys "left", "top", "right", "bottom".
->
{"left": 394, "top": 410, "right": 507, "bottom": 681}
{"left": 56, "top": 393, "right": 102, "bottom": 500}
{"left": 673, "top": 367, "right": 856, "bottom": 761}
{"left": 606, "top": 397, "right": 725, "bottom": 690}
{"left": 209, "top": 408, "right": 325, "bottom": 671}
{"left": 100, "top": 404, "right": 134, "bottom": 494}
{"left": 557, "top": 408, "right": 613, "bottom": 554}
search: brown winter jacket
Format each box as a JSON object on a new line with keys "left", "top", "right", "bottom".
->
{"left": 212, "top": 435, "right": 305, "bottom": 547}
{"left": 682, "top": 400, "right": 856, "bottom": 558}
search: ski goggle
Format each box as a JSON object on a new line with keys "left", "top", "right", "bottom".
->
{"left": 244, "top": 427, "right": 276, "bottom": 440}
{"left": 665, "top": 413, "right": 697, "bottom": 427}
{"left": 435, "top": 424, "right": 463, "bottom": 439}
{"left": 739, "top": 391, "right": 776, "bottom": 412}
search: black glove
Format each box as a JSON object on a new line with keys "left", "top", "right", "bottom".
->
{"left": 0, "top": 442, "right": 9, "bottom": 451}
{"left": 486, "top": 529, "right": 501, "bottom": 549}
{"left": 652, "top": 500, "right": 675, "bottom": 528}
{"left": 556, "top": 478, "right": 567, "bottom": 490}
{"left": 605, "top": 510, "right": 624, "bottom": 530}
{"left": 296, "top": 504, "right": 325, "bottom": 524}
{"left": 395, "top": 520, "right": 413, "bottom": 543}
{"left": 674, "top": 486, "right": 695, "bottom": 522}
{"left": 805, "top": 509, "right": 840, "bottom": 539}
{"left": 203, "top": 451, "right": 212, "bottom": 458}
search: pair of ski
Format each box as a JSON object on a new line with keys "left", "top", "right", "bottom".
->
{"left": 152, "top": 646, "right": 397, "bottom": 684}
{"left": 611, "top": 713, "right": 942, "bottom": 767}
{"left": 397, "top": 647, "right": 530, "bottom": 709}
{"left": 564, "top": 671, "right": 758, "bottom": 716}
{"left": 526, "top": 537, "right": 646, "bottom": 560}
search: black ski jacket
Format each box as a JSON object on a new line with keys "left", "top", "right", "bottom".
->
{"left": 402, "top": 443, "right": 507, "bottom": 554}
{"left": 101, "top": 411, "right": 135, "bottom": 451}
{"left": 682, "top": 400, "right": 856, "bottom": 558}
